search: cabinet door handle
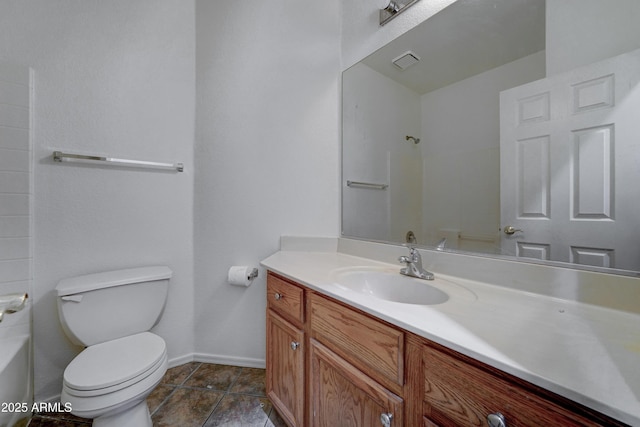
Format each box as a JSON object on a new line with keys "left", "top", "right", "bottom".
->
{"left": 380, "top": 412, "right": 393, "bottom": 427}
{"left": 487, "top": 412, "right": 506, "bottom": 427}
{"left": 274, "top": 292, "right": 282, "bottom": 300}
{"left": 290, "top": 341, "right": 300, "bottom": 351}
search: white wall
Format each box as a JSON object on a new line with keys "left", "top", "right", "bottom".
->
{"left": 342, "top": 63, "right": 422, "bottom": 242}
{"left": 0, "top": 66, "right": 33, "bottom": 425}
{"left": 0, "top": 0, "right": 195, "bottom": 401}
{"left": 546, "top": 0, "right": 640, "bottom": 76}
{"left": 194, "top": 1, "right": 341, "bottom": 366}
{"left": 0, "top": 63, "right": 32, "bottom": 337}
{"left": 421, "top": 52, "right": 546, "bottom": 249}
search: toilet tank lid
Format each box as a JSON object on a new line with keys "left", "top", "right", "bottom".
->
{"left": 56, "top": 266, "right": 172, "bottom": 296}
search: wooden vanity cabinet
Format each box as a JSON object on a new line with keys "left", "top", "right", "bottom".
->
{"left": 266, "top": 274, "right": 305, "bottom": 427}
{"left": 419, "top": 342, "right": 628, "bottom": 427}
{"left": 266, "top": 271, "right": 627, "bottom": 427}
{"left": 267, "top": 272, "right": 404, "bottom": 427}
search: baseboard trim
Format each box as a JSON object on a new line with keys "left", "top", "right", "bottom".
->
{"left": 192, "top": 352, "right": 265, "bottom": 369}
{"left": 167, "top": 353, "right": 196, "bottom": 369}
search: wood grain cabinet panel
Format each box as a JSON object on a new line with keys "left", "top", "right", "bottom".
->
{"left": 309, "top": 292, "right": 404, "bottom": 390}
{"left": 266, "top": 310, "right": 305, "bottom": 427}
{"left": 267, "top": 273, "right": 304, "bottom": 327}
{"left": 423, "top": 417, "right": 439, "bottom": 427}
{"left": 422, "top": 344, "right": 622, "bottom": 427}
{"left": 310, "top": 339, "right": 403, "bottom": 427}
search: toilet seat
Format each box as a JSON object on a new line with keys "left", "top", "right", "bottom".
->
{"left": 64, "top": 332, "right": 166, "bottom": 397}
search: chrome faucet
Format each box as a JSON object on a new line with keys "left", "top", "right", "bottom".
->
{"left": 398, "top": 247, "right": 434, "bottom": 280}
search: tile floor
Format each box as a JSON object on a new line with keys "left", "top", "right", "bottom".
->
{"left": 28, "top": 362, "right": 287, "bottom": 427}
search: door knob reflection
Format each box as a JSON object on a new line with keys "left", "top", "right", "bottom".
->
{"left": 503, "top": 226, "right": 523, "bottom": 235}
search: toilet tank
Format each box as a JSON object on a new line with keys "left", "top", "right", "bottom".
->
{"left": 56, "top": 266, "right": 171, "bottom": 347}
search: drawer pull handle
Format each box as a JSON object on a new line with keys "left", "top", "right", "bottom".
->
{"left": 487, "top": 413, "right": 506, "bottom": 427}
{"left": 274, "top": 293, "right": 282, "bottom": 300}
{"left": 290, "top": 341, "right": 300, "bottom": 351}
{"left": 380, "top": 412, "right": 393, "bottom": 427}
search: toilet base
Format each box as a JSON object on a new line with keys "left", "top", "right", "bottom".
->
{"left": 92, "top": 400, "right": 152, "bottom": 427}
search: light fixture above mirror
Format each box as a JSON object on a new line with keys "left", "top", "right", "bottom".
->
{"left": 380, "top": 0, "right": 422, "bottom": 26}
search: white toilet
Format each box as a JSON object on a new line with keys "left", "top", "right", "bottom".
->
{"left": 55, "top": 266, "right": 172, "bottom": 427}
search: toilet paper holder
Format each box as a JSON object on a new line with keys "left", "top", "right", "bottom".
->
{"left": 228, "top": 266, "right": 259, "bottom": 287}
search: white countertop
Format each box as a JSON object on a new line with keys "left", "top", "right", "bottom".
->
{"left": 261, "top": 246, "right": 640, "bottom": 426}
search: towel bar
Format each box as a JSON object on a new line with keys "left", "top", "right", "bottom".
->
{"left": 346, "top": 180, "right": 388, "bottom": 190}
{"left": 53, "top": 151, "right": 184, "bottom": 172}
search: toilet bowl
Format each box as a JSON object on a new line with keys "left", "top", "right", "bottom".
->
{"left": 62, "top": 333, "right": 167, "bottom": 427}
{"left": 56, "top": 267, "right": 171, "bottom": 427}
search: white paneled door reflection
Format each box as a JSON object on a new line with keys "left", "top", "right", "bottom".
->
{"left": 500, "top": 48, "right": 640, "bottom": 271}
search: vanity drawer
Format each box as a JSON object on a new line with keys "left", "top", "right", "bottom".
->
{"left": 309, "top": 292, "right": 404, "bottom": 390}
{"left": 267, "top": 273, "right": 304, "bottom": 326}
{"left": 422, "top": 344, "right": 612, "bottom": 427}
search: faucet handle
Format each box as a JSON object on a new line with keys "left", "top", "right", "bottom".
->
{"left": 400, "top": 244, "right": 416, "bottom": 262}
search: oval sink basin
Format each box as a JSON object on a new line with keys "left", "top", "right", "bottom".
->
{"left": 331, "top": 268, "right": 449, "bottom": 305}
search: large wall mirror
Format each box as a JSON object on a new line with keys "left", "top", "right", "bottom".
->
{"left": 342, "top": 0, "right": 640, "bottom": 276}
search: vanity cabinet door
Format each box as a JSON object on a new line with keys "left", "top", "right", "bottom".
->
{"left": 310, "top": 339, "right": 403, "bottom": 427}
{"left": 267, "top": 309, "right": 305, "bottom": 427}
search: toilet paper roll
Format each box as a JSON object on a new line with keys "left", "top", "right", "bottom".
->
{"left": 227, "top": 266, "right": 256, "bottom": 287}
